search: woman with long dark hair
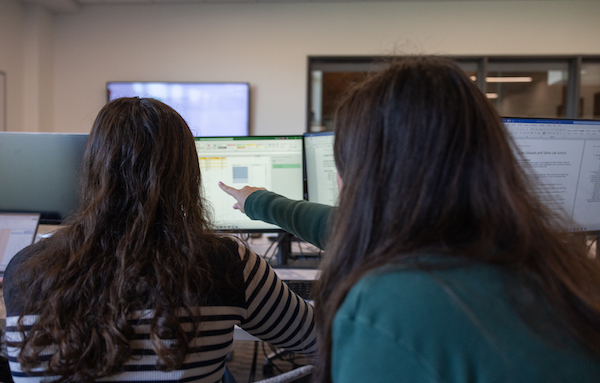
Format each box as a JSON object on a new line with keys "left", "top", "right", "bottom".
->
{"left": 3, "top": 97, "right": 316, "bottom": 383}
{"left": 221, "top": 56, "right": 600, "bottom": 382}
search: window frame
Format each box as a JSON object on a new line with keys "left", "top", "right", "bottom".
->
{"left": 307, "top": 55, "right": 600, "bottom": 132}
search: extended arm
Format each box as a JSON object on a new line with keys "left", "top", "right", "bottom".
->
{"left": 245, "top": 190, "right": 332, "bottom": 249}
{"left": 218, "top": 183, "right": 333, "bottom": 250}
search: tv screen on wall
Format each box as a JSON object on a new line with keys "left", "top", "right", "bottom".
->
{"left": 106, "top": 82, "right": 250, "bottom": 137}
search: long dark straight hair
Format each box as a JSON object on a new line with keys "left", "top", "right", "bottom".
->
{"left": 313, "top": 56, "right": 600, "bottom": 382}
{"left": 13, "top": 98, "right": 223, "bottom": 382}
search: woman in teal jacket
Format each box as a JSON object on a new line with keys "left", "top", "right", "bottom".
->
{"left": 220, "top": 56, "right": 600, "bottom": 382}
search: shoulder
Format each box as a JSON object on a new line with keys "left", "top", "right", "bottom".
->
{"left": 3, "top": 240, "right": 50, "bottom": 316}
{"left": 331, "top": 264, "right": 506, "bottom": 382}
{"left": 331, "top": 265, "right": 490, "bottom": 382}
{"left": 336, "top": 261, "right": 508, "bottom": 332}
{"left": 205, "top": 235, "right": 247, "bottom": 267}
{"left": 4, "top": 239, "right": 49, "bottom": 285}
{"left": 332, "top": 261, "right": 600, "bottom": 382}
{"left": 336, "top": 265, "right": 465, "bottom": 330}
{"left": 203, "top": 236, "right": 261, "bottom": 306}
{"left": 333, "top": 261, "right": 514, "bottom": 361}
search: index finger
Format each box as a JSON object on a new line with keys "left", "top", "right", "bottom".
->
{"left": 218, "top": 181, "right": 238, "bottom": 197}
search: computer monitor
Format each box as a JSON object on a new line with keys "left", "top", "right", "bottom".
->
{"left": 503, "top": 118, "right": 600, "bottom": 234}
{"left": 304, "top": 120, "right": 600, "bottom": 234}
{"left": 304, "top": 132, "right": 338, "bottom": 206}
{"left": 195, "top": 136, "right": 304, "bottom": 232}
{"left": 0, "top": 212, "right": 40, "bottom": 274}
{"left": 106, "top": 82, "right": 250, "bottom": 137}
{"left": 0, "top": 132, "right": 88, "bottom": 225}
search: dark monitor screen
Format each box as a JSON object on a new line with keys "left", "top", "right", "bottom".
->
{"left": 503, "top": 118, "right": 600, "bottom": 234}
{"left": 195, "top": 136, "right": 304, "bottom": 232}
{"left": 304, "top": 132, "right": 338, "bottom": 206}
{"left": 106, "top": 82, "right": 250, "bottom": 137}
{"left": 0, "top": 132, "right": 88, "bottom": 225}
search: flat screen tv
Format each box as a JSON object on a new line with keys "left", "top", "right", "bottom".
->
{"left": 106, "top": 82, "right": 250, "bottom": 137}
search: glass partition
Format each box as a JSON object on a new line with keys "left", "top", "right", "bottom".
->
{"left": 580, "top": 61, "right": 600, "bottom": 119}
{"left": 308, "top": 56, "right": 600, "bottom": 132}
{"left": 485, "top": 60, "right": 569, "bottom": 118}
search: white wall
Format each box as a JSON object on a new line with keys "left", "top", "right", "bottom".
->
{"left": 3, "top": 0, "right": 600, "bottom": 134}
{"left": 23, "top": 5, "right": 54, "bottom": 132}
{"left": 0, "top": 0, "right": 25, "bottom": 132}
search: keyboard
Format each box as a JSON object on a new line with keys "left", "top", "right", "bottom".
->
{"left": 282, "top": 279, "right": 314, "bottom": 300}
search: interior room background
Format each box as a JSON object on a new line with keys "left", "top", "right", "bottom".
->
{"left": 1, "top": 0, "right": 599, "bottom": 136}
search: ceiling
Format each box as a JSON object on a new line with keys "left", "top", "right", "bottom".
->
{"left": 20, "top": 0, "right": 560, "bottom": 14}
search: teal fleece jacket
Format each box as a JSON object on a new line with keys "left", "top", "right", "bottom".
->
{"left": 244, "top": 190, "right": 600, "bottom": 382}
{"left": 332, "top": 262, "right": 600, "bottom": 382}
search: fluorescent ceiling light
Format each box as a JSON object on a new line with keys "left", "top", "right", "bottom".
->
{"left": 469, "top": 76, "right": 533, "bottom": 83}
{"left": 486, "top": 93, "right": 498, "bottom": 99}
{"left": 486, "top": 77, "right": 533, "bottom": 83}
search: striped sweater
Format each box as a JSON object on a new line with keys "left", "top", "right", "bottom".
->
{"left": 3, "top": 237, "right": 316, "bottom": 383}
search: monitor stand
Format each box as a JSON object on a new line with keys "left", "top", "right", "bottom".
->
{"left": 275, "top": 232, "right": 292, "bottom": 265}
{"left": 272, "top": 232, "right": 322, "bottom": 267}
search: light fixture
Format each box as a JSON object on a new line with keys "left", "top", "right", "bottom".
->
{"left": 485, "top": 77, "right": 533, "bottom": 83}
{"left": 486, "top": 93, "right": 499, "bottom": 99}
{"left": 469, "top": 76, "right": 533, "bottom": 83}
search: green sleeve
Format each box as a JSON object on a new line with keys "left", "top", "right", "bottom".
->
{"left": 244, "top": 190, "right": 333, "bottom": 250}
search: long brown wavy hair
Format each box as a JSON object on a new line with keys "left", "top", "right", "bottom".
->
{"left": 13, "top": 97, "right": 223, "bottom": 382}
{"left": 313, "top": 56, "right": 600, "bottom": 382}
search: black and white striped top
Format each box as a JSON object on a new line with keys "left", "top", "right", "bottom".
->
{"left": 3, "top": 238, "right": 316, "bottom": 383}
